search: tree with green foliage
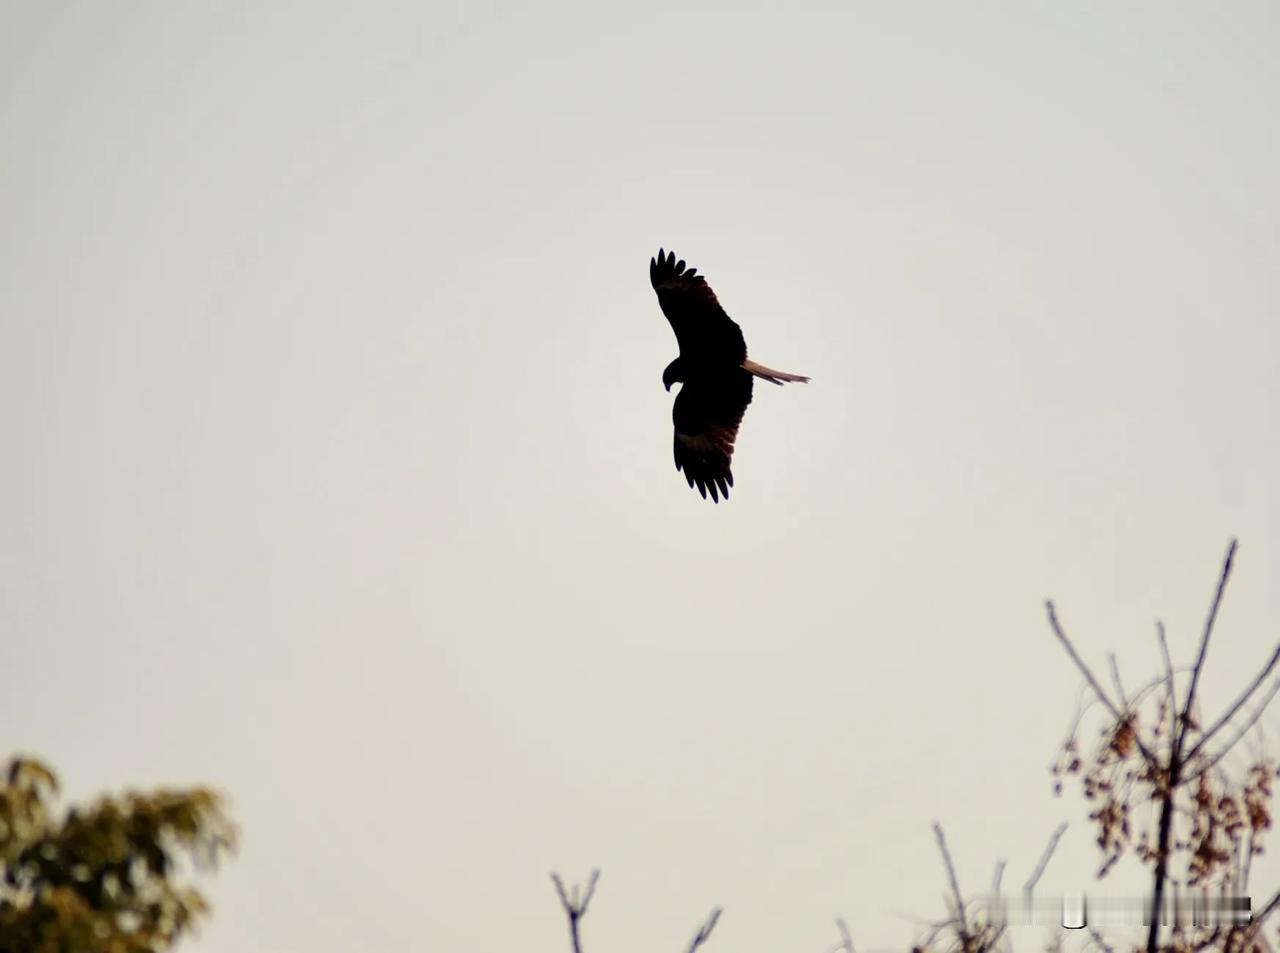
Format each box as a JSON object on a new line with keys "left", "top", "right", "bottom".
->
{"left": 0, "top": 756, "right": 236, "bottom": 953}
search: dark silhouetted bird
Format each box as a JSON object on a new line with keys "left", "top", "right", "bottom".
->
{"left": 649, "top": 249, "right": 809, "bottom": 502}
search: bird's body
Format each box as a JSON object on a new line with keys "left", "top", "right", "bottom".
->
{"left": 649, "top": 249, "right": 809, "bottom": 502}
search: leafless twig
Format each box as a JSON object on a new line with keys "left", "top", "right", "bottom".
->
{"left": 1022, "top": 822, "right": 1068, "bottom": 897}
{"left": 1179, "top": 540, "right": 1237, "bottom": 738}
{"left": 1184, "top": 644, "right": 1280, "bottom": 763}
{"left": 551, "top": 869, "right": 600, "bottom": 953}
{"left": 1088, "top": 927, "right": 1115, "bottom": 953}
{"left": 1157, "top": 621, "right": 1176, "bottom": 746}
{"left": 932, "top": 822, "right": 975, "bottom": 951}
{"left": 1108, "top": 654, "right": 1128, "bottom": 711}
{"left": 1257, "top": 889, "right": 1280, "bottom": 927}
{"left": 1046, "top": 601, "right": 1160, "bottom": 770}
{"left": 1239, "top": 888, "right": 1280, "bottom": 950}
{"left": 1146, "top": 539, "right": 1237, "bottom": 953}
{"left": 833, "top": 916, "right": 855, "bottom": 953}
{"left": 684, "top": 907, "right": 721, "bottom": 953}
{"left": 1183, "top": 675, "right": 1280, "bottom": 784}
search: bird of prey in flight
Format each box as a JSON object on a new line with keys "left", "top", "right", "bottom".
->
{"left": 649, "top": 248, "right": 809, "bottom": 502}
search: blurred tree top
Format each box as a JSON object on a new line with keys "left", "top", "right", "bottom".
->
{"left": 0, "top": 756, "right": 236, "bottom": 953}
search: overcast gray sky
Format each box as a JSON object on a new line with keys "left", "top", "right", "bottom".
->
{"left": 2, "top": 2, "right": 1277, "bottom": 951}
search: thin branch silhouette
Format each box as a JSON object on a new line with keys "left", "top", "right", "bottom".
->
{"left": 551, "top": 869, "right": 599, "bottom": 953}
{"left": 550, "top": 868, "right": 720, "bottom": 953}
{"left": 1022, "top": 822, "right": 1068, "bottom": 898}
{"left": 989, "top": 860, "right": 1005, "bottom": 896}
{"left": 1046, "top": 601, "right": 1161, "bottom": 771}
{"left": 832, "top": 916, "right": 855, "bottom": 953}
{"left": 1108, "top": 653, "right": 1129, "bottom": 711}
{"left": 1184, "top": 644, "right": 1280, "bottom": 763}
{"left": 1157, "top": 621, "right": 1176, "bottom": 747}
{"left": 1180, "top": 540, "right": 1237, "bottom": 733}
{"left": 1184, "top": 675, "right": 1280, "bottom": 784}
{"left": 1147, "top": 540, "right": 1236, "bottom": 953}
{"left": 683, "top": 907, "right": 721, "bottom": 953}
{"left": 932, "top": 822, "right": 976, "bottom": 952}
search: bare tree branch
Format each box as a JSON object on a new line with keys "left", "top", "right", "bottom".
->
{"left": 1157, "top": 621, "right": 1176, "bottom": 747}
{"left": 834, "top": 916, "right": 855, "bottom": 953}
{"left": 1183, "top": 675, "right": 1280, "bottom": 784}
{"left": 1239, "top": 888, "right": 1280, "bottom": 950}
{"left": 932, "top": 822, "right": 975, "bottom": 951}
{"left": 1184, "top": 644, "right": 1280, "bottom": 763}
{"left": 1256, "top": 889, "right": 1280, "bottom": 927}
{"left": 684, "top": 907, "right": 721, "bottom": 953}
{"left": 1179, "top": 539, "right": 1237, "bottom": 743}
{"left": 1089, "top": 927, "right": 1116, "bottom": 953}
{"left": 1022, "top": 822, "right": 1068, "bottom": 897}
{"left": 1108, "top": 654, "right": 1128, "bottom": 711}
{"left": 1146, "top": 538, "right": 1237, "bottom": 953}
{"left": 1046, "top": 601, "right": 1160, "bottom": 770}
{"left": 551, "top": 869, "right": 600, "bottom": 953}
{"left": 1046, "top": 602, "right": 1120, "bottom": 717}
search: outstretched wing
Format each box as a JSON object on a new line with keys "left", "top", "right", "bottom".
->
{"left": 650, "top": 249, "right": 747, "bottom": 365}
{"left": 672, "top": 370, "right": 754, "bottom": 502}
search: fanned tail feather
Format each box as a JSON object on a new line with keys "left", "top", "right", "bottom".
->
{"left": 741, "top": 359, "right": 810, "bottom": 385}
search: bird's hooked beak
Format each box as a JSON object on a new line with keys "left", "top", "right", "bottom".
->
{"left": 662, "top": 358, "right": 682, "bottom": 392}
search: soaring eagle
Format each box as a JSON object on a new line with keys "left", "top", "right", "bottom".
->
{"left": 650, "top": 248, "right": 809, "bottom": 502}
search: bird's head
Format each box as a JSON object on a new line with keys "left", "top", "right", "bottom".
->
{"left": 662, "top": 357, "right": 683, "bottom": 392}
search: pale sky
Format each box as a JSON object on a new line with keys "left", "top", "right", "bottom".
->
{"left": 1, "top": 2, "right": 1277, "bottom": 952}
